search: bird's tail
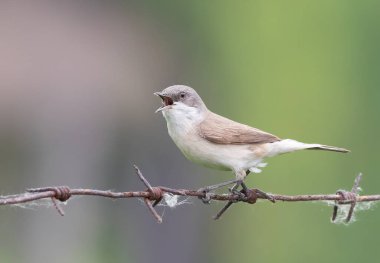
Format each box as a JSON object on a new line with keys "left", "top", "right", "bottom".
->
{"left": 306, "top": 144, "right": 350, "bottom": 153}
{"left": 266, "top": 139, "right": 350, "bottom": 157}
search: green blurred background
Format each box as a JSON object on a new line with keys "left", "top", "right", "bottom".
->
{"left": 0, "top": 1, "right": 379, "bottom": 262}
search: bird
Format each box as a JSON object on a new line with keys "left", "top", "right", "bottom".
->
{"left": 154, "top": 85, "right": 349, "bottom": 199}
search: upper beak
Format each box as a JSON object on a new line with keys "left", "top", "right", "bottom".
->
{"left": 154, "top": 91, "right": 173, "bottom": 113}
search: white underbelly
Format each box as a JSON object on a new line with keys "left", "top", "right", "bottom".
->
{"left": 169, "top": 128, "right": 263, "bottom": 171}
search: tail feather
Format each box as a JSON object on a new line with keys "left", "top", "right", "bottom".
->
{"left": 266, "top": 139, "right": 350, "bottom": 157}
{"left": 307, "top": 145, "right": 350, "bottom": 153}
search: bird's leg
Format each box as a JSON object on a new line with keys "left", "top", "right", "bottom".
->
{"left": 214, "top": 170, "right": 276, "bottom": 220}
{"left": 240, "top": 181, "right": 249, "bottom": 194}
{"left": 198, "top": 179, "right": 239, "bottom": 204}
{"left": 198, "top": 179, "right": 239, "bottom": 192}
{"left": 229, "top": 180, "right": 246, "bottom": 198}
{"left": 228, "top": 170, "right": 248, "bottom": 197}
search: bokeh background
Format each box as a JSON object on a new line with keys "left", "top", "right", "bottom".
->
{"left": 0, "top": 1, "right": 379, "bottom": 262}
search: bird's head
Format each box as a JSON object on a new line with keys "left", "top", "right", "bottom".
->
{"left": 154, "top": 85, "right": 207, "bottom": 116}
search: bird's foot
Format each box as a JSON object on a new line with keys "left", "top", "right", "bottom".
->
{"left": 198, "top": 190, "right": 212, "bottom": 204}
{"left": 214, "top": 181, "right": 275, "bottom": 220}
{"left": 229, "top": 181, "right": 275, "bottom": 203}
{"left": 198, "top": 179, "right": 239, "bottom": 204}
{"left": 228, "top": 180, "right": 247, "bottom": 198}
{"left": 229, "top": 187, "right": 246, "bottom": 199}
{"left": 253, "top": 188, "right": 275, "bottom": 203}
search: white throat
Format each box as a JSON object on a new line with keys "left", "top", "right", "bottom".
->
{"left": 163, "top": 102, "right": 204, "bottom": 123}
{"left": 162, "top": 102, "right": 206, "bottom": 139}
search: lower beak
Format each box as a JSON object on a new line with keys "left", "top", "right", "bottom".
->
{"left": 154, "top": 92, "right": 172, "bottom": 113}
{"left": 155, "top": 106, "right": 168, "bottom": 113}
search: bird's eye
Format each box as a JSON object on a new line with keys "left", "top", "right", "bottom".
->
{"left": 180, "top": 92, "right": 186, "bottom": 98}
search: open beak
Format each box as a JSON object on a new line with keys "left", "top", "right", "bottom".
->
{"left": 154, "top": 92, "right": 174, "bottom": 113}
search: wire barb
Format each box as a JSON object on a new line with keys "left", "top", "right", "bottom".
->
{"left": 133, "top": 165, "right": 154, "bottom": 192}
{"left": 331, "top": 173, "right": 362, "bottom": 223}
{"left": 144, "top": 198, "right": 162, "bottom": 223}
{"left": 27, "top": 186, "right": 71, "bottom": 202}
{"left": 50, "top": 197, "right": 65, "bottom": 216}
{"left": 133, "top": 165, "right": 163, "bottom": 222}
{"left": 26, "top": 186, "right": 71, "bottom": 216}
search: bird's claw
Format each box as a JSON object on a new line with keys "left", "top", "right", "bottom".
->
{"left": 266, "top": 194, "right": 276, "bottom": 203}
{"left": 198, "top": 187, "right": 212, "bottom": 204}
{"left": 229, "top": 188, "right": 246, "bottom": 199}
{"left": 198, "top": 179, "right": 239, "bottom": 204}
{"left": 229, "top": 186, "right": 275, "bottom": 203}
{"left": 254, "top": 189, "right": 275, "bottom": 203}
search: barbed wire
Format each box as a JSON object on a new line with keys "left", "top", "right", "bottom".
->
{"left": 0, "top": 166, "right": 378, "bottom": 223}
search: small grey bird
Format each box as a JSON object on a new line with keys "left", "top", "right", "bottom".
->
{"left": 155, "top": 85, "right": 349, "bottom": 195}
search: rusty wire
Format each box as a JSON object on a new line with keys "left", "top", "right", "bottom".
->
{"left": 0, "top": 167, "right": 378, "bottom": 223}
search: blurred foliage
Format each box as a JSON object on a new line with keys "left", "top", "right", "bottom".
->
{"left": 142, "top": 1, "right": 380, "bottom": 262}
{"left": 1, "top": 1, "right": 380, "bottom": 262}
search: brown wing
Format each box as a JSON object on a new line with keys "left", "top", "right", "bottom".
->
{"left": 199, "top": 112, "right": 280, "bottom": 145}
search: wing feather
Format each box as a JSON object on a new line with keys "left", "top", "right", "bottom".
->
{"left": 199, "top": 112, "right": 280, "bottom": 145}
